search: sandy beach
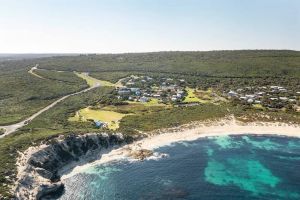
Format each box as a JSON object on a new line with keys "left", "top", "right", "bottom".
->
{"left": 60, "top": 118, "right": 300, "bottom": 180}
{"left": 13, "top": 117, "right": 300, "bottom": 199}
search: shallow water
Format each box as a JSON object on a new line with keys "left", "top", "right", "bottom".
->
{"left": 59, "top": 135, "right": 300, "bottom": 200}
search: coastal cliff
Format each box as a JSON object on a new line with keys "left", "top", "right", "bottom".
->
{"left": 14, "top": 133, "right": 135, "bottom": 200}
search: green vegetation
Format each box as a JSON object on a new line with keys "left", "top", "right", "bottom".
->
{"left": 75, "top": 72, "right": 115, "bottom": 87}
{"left": 127, "top": 98, "right": 167, "bottom": 107}
{"left": 183, "top": 87, "right": 203, "bottom": 103}
{"left": 0, "top": 50, "right": 300, "bottom": 198}
{"left": 28, "top": 68, "right": 45, "bottom": 79}
{"left": 101, "top": 102, "right": 169, "bottom": 114}
{"left": 252, "top": 104, "right": 265, "bottom": 110}
{"left": 0, "top": 86, "right": 113, "bottom": 197}
{"left": 0, "top": 61, "right": 88, "bottom": 125}
{"left": 119, "top": 103, "right": 230, "bottom": 132}
{"left": 231, "top": 105, "right": 300, "bottom": 124}
{"left": 91, "top": 71, "right": 133, "bottom": 83}
{"left": 35, "top": 69, "right": 87, "bottom": 85}
{"left": 39, "top": 50, "right": 300, "bottom": 78}
{"left": 182, "top": 87, "right": 225, "bottom": 104}
{"left": 69, "top": 107, "right": 129, "bottom": 130}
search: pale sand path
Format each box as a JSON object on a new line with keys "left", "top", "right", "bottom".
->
{"left": 0, "top": 65, "right": 100, "bottom": 138}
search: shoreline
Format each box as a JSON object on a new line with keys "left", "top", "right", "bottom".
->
{"left": 13, "top": 118, "right": 300, "bottom": 199}
{"left": 60, "top": 118, "right": 300, "bottom": 180}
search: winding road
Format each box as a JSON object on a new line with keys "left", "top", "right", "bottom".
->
{"left": 0, "top": 65, "right": 101, "bottom": 139}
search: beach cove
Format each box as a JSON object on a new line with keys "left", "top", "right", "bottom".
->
{"left": 13, "top": 117, "right": 300, "bottom": 199}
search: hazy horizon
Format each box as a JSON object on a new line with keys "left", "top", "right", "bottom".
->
{"left": 0, "top": 49, "right": 299, "bottom": 55}
{"left": 0, "top": 0, "right": 299, "bottom": 53}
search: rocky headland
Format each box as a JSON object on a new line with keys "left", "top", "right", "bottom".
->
{"left": 14, "top": 132, "right": 137, "bottom": 200}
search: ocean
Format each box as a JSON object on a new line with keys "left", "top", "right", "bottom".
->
{"left": 58, "top": 135, "right": 300, "bottom": 200}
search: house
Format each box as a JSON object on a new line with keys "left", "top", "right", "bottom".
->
{"left": 177, "top": 90, "right": 184, "bottom": 94}
{"left": 153, "top": 94, "right": 161, "bottom": 98}
{"left": 279, "top": 97, "right": 288, "bottom": 101}
{"left": 257, "top": 92, "right": 265, "bottom": 96}
{"left": 94, "top": 120, "right": 107, "bottom": 128}
{"left": 130, "top": 88, "right": 140, "bottom": 92}
{"left": 228, "top": 91, "right": 238, "bottom": 97}
{"left": 161, "top": 85, "right": 176, "bottom": 91}
{"left": 279, "top": 88, "right": 287, "bottom": 92}
{"left": 245, "top": 94, "right": 255, "bottom": 99}
{"left": 176, "top": 93, "right": 182, "bottom": 98}
{"left": 135, "top": 91, "right": 141, "bottom": 96}
{"left": 140, "top": 96, "right": 149, "bottom": 103}
{"left": 118, "top": 88, "right": 131, "bottom": 95}
{"left": 270, "top": 86, "right": 279, "bottom": 89}
{"left": 146, "top": 76, "right": 153, "bottom": 81}
{"left": 176, "top": 103, "right": 199, "bottom": 107}
{"left": 247, "top": 99, "right": 254, "bottom": 104}
{"left": 240, "top": 96, "right": 247, "bottom": 100}
{"left": 126, "top": 81, "right": 135, "bottom": 86}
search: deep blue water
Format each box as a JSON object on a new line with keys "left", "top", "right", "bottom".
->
{"left": 59, "top": 135, "right": 300, "bottom": 200}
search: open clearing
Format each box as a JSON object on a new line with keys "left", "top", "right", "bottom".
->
{"left": 183, "top": 87, "right": 204, "bottom": 103}
{"left": 184, "top": 87, "right": 226, "bottom": 104}
{"left": 69, "top": 107, "right": 129, "bottom": 130}
{"left": 126, "top": 98, "right": 167, "bottom": 107}
{"left": 75, "top": 72, "right": 115, "bottom": 87}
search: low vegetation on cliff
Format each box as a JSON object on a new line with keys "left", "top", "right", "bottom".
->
{"left": 0, "top": 50, "right": 300, "bottom": 198}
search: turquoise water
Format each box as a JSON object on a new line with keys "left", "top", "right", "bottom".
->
{"left": 59, "top": 135, "right": 300, "bottom": 200}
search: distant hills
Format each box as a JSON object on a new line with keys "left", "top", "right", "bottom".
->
{"left": 0, "top": 53, "right": 78, "bottom": 61}
{"left": 36, "top": 50, "right": 300, "bottom": 78}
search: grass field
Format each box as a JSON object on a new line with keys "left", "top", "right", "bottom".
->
{"left": 1, "top": 51, "right": 300, "bottom": 198}
{"left": 75, "top": 72, "right": 115, "bottom": 87}
{"left": 127, "top": 98, "right": 167, "bottom": 107}
{"left": 183, "top": 87, "right": 203, "bottom": 103}
{"left": 252, "top": 104, "right": 265, "bottom": 110}
{"left": 69, "top": 107, "right": 129, "bottom": 130}
{"left": 183, "top": 88, "right": 226, "bottom": 104}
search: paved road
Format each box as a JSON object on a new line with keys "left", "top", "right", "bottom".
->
{"left": 0, "top": 66, "right": 100, "bottom": 139}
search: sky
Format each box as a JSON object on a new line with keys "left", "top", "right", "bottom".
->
{"left": 0, "top": 0, "right": 299, "bottom": 53}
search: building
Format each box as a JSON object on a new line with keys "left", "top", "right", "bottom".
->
{"left": 279, "top": 97, "right": 288, "bottom": 101}
{"left": 118, "top": 88, "right": 131, "bottom": 95}
{"left": 247, "top": 99, "right": 254, "bottom": 104}
{"left": 130, "top": 88, "right": 140, "bottom": 92}
{"left": 228, "top": 91, "right": 238, "bottom": 97}
{"left": 94, "top": 120, "right": 107, "bottom": 128}
{"left": 140, "top": 96, "right": 149, "bottom": 103}
{"left": 153, "top": 94, "right": 161, "bottom": 98}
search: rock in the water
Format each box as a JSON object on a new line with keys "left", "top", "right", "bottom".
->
{"left": 35, "top": 168, "right": 54, "bottom": 180}
{"left": 15, "top": 132, "right": 135, "bottom": 200}
{"left": 129, "top": 149, "right": 153, "bottom": 160}
{"left": 36, "top": 183, "right": 64, "bottom": 200}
